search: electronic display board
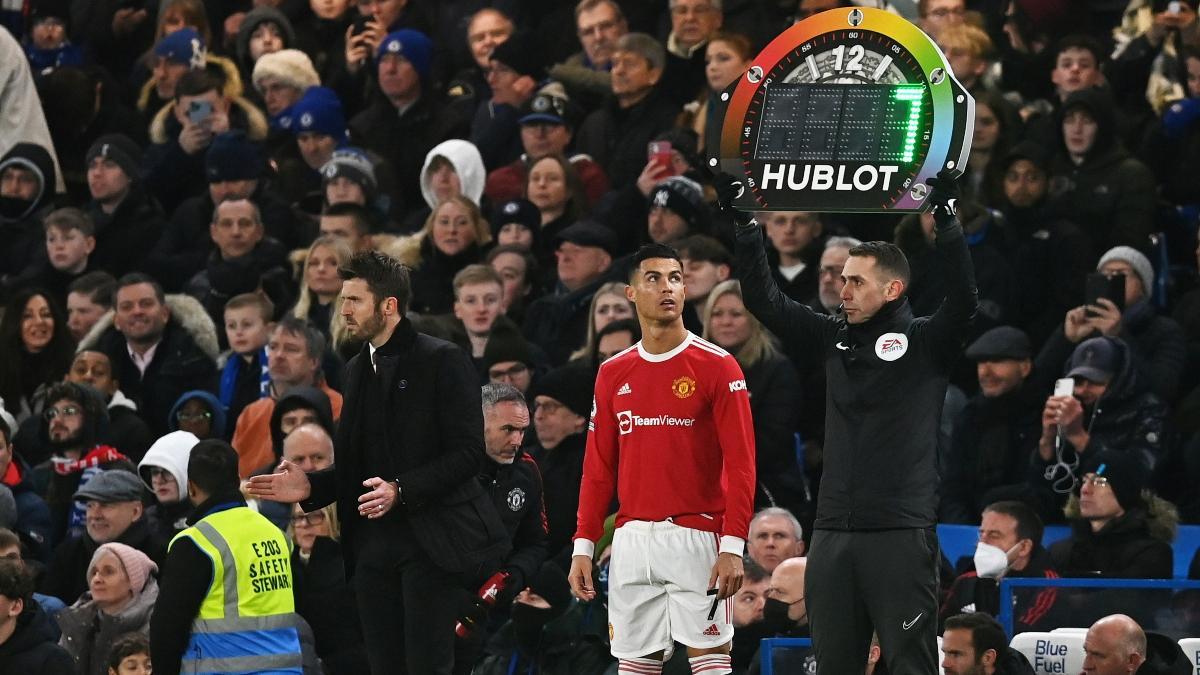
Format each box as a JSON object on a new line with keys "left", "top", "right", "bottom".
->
{"left": 707, "top": 7, "right": 974, "bottom": 212}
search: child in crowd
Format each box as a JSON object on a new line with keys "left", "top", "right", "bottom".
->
{"left": 106, "top": 631, "right": 152, "bottom": 675}
{"left": 40, "top": 208, "right": 97, "bottom": 304}
{"left": 219, "top": 293, "right": 274, "bottom": 429}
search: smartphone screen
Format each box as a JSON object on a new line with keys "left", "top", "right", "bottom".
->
{"left": 1084, "top": 273, "right": 1125, "bottom": 314}
{"left": 188, "top": 99, "right": 213, "bottom": 125}
{"left": 647, "top": 141, "right": 675, "bottom": 176}
{"left": 1054, "top": 377, "right": 1075, "bottom": 398}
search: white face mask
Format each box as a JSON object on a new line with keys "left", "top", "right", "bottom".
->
{"left": 973, "top": 541, "right": 1019, "bottom": 579}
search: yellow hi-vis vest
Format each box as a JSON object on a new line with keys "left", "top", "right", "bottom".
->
{"left": 169, "top": 505, "right": 302, "bottom": 675}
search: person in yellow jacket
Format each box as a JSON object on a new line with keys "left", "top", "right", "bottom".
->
{"left": 149, "top": 439, "right": 302, "bottom": 675}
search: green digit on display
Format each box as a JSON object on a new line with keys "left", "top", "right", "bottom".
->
{"left": 893, "top": 85, "right": 924, "bottom": 163}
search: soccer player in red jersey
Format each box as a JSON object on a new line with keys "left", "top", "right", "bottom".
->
{"left": 568, "top": 243, "right": 756, "bottom": 675}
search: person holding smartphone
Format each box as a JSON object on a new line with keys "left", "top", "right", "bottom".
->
{"left": 1037, "top": 246, "right": 1186, "bottom": 403}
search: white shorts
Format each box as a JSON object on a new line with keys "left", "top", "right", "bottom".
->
{"left": 608, "top": 520, "right": 733, "bottom": 658}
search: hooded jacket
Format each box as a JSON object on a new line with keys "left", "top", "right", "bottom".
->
{"left": 57, "top": 578, "right": 159, "bottom": 675}
{"left": 0, "top": 598, "right": 74, "bottom": 674}
{"left": 167, "top": 390, "right": 228, "bottom": 440}
{"left": 419, "top": 139, "right": 486, "bottom": 210}
{"left": 138, "top": 430, "right": 198, "bottom": 540}
{"left": 1049, "top": 493, "right": 1177, "bottom": 578}
{"left": 0, "top": 143, "right": 57, "bottom": 283}
{"left": 1045, "top": 88, "right": 1157, "bottom": 257}
{"left": 138, "top": 431, "right": 195, "bottom": 496}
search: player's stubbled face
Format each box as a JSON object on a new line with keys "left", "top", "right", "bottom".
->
{"left": 628, "top": 257, "right": 685, "bottom": 323}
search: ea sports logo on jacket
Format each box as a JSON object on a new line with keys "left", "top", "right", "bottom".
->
{"left": 875, "top": 332, "right": 908, "bottom": 361}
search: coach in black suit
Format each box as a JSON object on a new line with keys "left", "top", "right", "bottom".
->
{"left": 248, "top": 251, "right": 510, "bottom": 675}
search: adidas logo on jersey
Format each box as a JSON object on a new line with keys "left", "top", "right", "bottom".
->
{"left": 702, "top": 624, "right": 721, "bottom": 637}
{"left": 617, "top": 383, "right": 631, "bottom": 395}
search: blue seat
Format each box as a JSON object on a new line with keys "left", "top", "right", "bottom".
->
{"left": 937, "top": 524, "right": 979, "bottom": 567}
{"left": 1175, "top": 525, "right": 1200, "bottom": 580}
{"left": 1042, "top": 525, "right": 1070, "bottom": 549}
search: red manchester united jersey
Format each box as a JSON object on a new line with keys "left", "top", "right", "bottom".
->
{"left": 575, "top": 332, "right": 756, "bottom": 553}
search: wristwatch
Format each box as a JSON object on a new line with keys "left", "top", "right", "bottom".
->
{"left": 392, "top": 479, "right": 403, "bottom": 504}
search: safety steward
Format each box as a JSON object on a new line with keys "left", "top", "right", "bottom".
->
{"left": 150, "top": 439, "right": 302, "bottom": 675}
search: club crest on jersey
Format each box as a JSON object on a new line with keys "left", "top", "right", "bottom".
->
{"left": 506, "top": 487, "right": 525, "bottom": 511}
{"left": 672, "top": 376, "right": 697, "bottom": 399}
{"left": 875, "top": 332, "right": 908, "bottom": 361}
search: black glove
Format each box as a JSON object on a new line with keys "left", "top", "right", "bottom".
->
{"left": 712, "top": 172, "right": 755, "bottom": 229}
{"left": 926, "top": 169, "right": 961, "bottom": 230}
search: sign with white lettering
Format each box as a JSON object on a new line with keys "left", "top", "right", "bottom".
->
{"left": 707, "top": 7, "right": 973, "bottom": 212}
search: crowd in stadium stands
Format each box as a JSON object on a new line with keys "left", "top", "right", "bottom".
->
{"left": 3, "top": 0, "right": 1200, "bottom": 671}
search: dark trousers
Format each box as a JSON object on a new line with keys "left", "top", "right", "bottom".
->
{"left": 806, "top": 528, "right": 939, "bottom": 675}
{"left": 354, "top": 519, "right": 460, "bottom": 675}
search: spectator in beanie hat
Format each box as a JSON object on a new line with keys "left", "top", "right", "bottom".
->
{"left": 647, "top": 175, "right": 705, "bottom": 244}
{"left": 286, "top": 86, "right": 347, "bottom": 169}
{"left": 205, "top": 130, "right": 265, "bottom": 184}
{"left": 1048, "top": 448, "right": 1176, "bottom": 579}
{"left": 252, "top": 48, "right": 320, "bottom": 119}
{"left": 491, "top": 198, "right": 541, "bottom": 252}
{"left": 84, "top": 135, "right": 168, "bottom": 279}
{"left": 321, "top": 147, "right": 377, "bottom": 206}
{"left": 377, "top": 29, "right": 433, "bottom": 81}
{"left": 150, "top": 27, "right": 207, "bottom": 103}
{"left": 473, "top": 32, "right": 547, "bottom": 170}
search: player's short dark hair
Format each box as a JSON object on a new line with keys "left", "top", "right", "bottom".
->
{"left": 743, "top": 556, "right": 769, "bottom": 584}
{"left": 0, "top": 558, "right": 32, "bottom": 602}
{"left": 983, "top": 500, "right": 1044, "bottom": 546}
{"left": 1053, "top": 34, "right": 1105, "bottom": 65}
{"left": 338, "top": 251, "right": 411, "bottom": 314}
{"left": 116, "top": 272, "right": 166, "bottom": 305}
{"left": 322, "top": 202, "right": 375, "bottom": 235}
{"left": 107, "top": 633, "right": 151, "bottom": 670}
{"left": 630, "top": 243, "right": 683, "bottom": 282}
{"left": 188, "top": 439, "right": 241, "bottom": 495}
{"left": 943, "top": 613, "right": 1007, "bottom": 662}
{"left": 68, "top": 271, "right": 117, "bottom": 307}
{"left": 675, "top": 234, "right": 732, "bottom": 267}
{"left": 848, "top": 241, "right": 910, "bottom": 285}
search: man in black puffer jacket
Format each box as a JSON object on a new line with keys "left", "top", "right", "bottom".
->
{"left": 723, "top": 170, "right": 977, "bottom": 674}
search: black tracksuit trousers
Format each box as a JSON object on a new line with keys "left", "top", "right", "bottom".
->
{"left": 806, "top": 528, "right": 941, "bottom": 675}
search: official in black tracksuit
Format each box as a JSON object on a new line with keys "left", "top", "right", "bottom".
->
{"left": 720, "top": 173, "right": 978, "bottom": 675}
